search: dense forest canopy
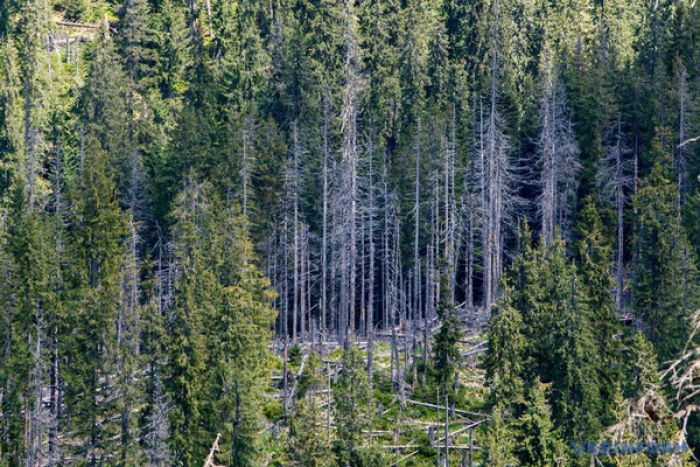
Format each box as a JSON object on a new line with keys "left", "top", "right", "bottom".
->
{"left": 1, "top": 0, "right": 700, "bottom": 465}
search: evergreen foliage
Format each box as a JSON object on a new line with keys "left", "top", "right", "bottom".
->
{"left": 1, "top": 0, "right": 700, "bottom": 463}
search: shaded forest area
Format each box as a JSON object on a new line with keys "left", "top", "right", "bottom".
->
{"left": 2, "top": 0, "right": 700, "bottom": 465}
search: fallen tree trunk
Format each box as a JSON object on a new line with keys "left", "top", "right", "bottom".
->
{"left": 55, "top": 21, "right": 98, "bottom": 29}
{"left": 406, "top": 399, "right": 488, "bottom": 418}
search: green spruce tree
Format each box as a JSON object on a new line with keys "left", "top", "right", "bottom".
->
{"left": 632, "top": 128, "right": 699, "bottom": 361}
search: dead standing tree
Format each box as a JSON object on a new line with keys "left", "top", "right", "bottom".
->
{"left": 534, "top": 54, "right": 580, "bottom": 246}
{"left": 338, "top": 0, "right": 363, "bottom": 343}
{"left": 476, "top": 1, "right": 516, "bottom": 313}
{"left": 597, "top": 113, "right": 633, "bottom": 309}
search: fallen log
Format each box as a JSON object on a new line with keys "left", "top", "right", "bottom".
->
{"left": 434, "top": 421, "right": 483, "bottom": 444}
{"left": 406, "top": 399, "right": 488, "bottom": 419}
{"left": 56, "top": 21, "right": 99, "bottom": 29}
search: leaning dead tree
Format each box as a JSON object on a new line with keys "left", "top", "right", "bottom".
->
{"left": 203, "top": 433, "right": 224, "bottom": 467}
{"left": 664, "top": 309, "right": 700, "bottom": 435}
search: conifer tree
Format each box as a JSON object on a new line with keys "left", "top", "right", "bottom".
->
{"left": 165, "top": 178, "right": 216, "bottom": 466}
{"left": 0, "top": 185, "right": 65, "bottom": 466}
{"left": 632, "top": 128, "right": 699, "bottom": 361}
{"left": 574, "top": 196, "right": 623, "bottom": 429}
{"left": 490, "top": 223, "right": 620, "bottom": 440}
{"left": 153, "top": 0, "right": 191, "bottom": 100}
{"left": 483, "top": 404, "right": 519, "bottom": 467}
{"left": 623, "top": 331, "right": 661, "bottom": 399}
{"left": 597, "top": 114, "right": 634, "bottom": 309}
{"left": 65, "top": 136, "right": 128, "bottom": 466}
{"left": 433, "top": 299, "right": 462, "bottom": 392}
{"left": 534, "top": 54, "right": 580, "bottom": 245}
{"left": 216, "top": 203, "right": 276, "bottom": 467}
{"left": 166, "top": 177, "right": 275, "bottom": 467}
{"left": 485, "top": 298, "right": 527, "bottom": 404}
{"left": 515, "top": 380, "right": 567, "bottom": 467}
{"left": 79, "top": 36, "right": 129, "bottom": 172}
{"left": 15, "top": 0, "right": 52, "bottom": 206}
{"left": 289, "top": 352, "right": 331, "bottom": 467}
{"left": 0, "top": 38, "right": 23, "bottom": 198}
{"left": 0, "top": 206, "right": 14, "bottom": 463}
{"left": 334, "top": 343, "right": 381, "bottom": 466}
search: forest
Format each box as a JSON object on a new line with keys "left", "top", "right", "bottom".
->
{"left": 1, "top": 0, "right": 700, "bottom": 465}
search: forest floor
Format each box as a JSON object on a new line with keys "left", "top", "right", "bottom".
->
{"left": 263, "top": 323, "right": 491, "bottom": 466}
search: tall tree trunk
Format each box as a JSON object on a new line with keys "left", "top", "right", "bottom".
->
{"left": 322, "top": 93, "right": 330, "bottom": 340}
{"left": 413, "top": 119, "right": 422, "bottom": 343}
{"left": 367, "top": 131, "right": 375, "bottom": 381}
{"left": 292, "top": 122, "right": 300, "bottom": 343}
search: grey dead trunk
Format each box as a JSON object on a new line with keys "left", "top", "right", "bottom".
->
{"left": 367, "top": 130, "right": 376, "bottom": 382}
{"left": 292, "top": 121, "right": 300, "bottom": 343}
{"left": 677, "top": 65, "right": 694, "bottom": 207}
{"left": 535, "top": 55, "right": 580, "bottom": 246}
{"left": 340, "top": 0, "right": 361, "bottom": 339}
{"left": 321, "top": 92, "right": 330, "bottom": 340}
{"left": 597, "top": 113, "right": 633, "bottom": 309}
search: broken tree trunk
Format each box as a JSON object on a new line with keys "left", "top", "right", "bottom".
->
{"left": 203, "top": 433, "right": 223, "bottom": 467}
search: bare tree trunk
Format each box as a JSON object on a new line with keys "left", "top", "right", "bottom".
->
{"left": 241, "top": 113, "right": 254, "bottom": 223}
{"left": 367, "top": 131, "right": 376, "bottom": 381}
{"left": 615, "top": 116, "right": 625, "bottom": 309}
{"left": 540, "top": 62, "right": 555, "bottom": 247}
{"left": 599, "top": 114, "right": 631, "bottom": 310}
{"left": 449, "top": 111, "right": 457, "bottom": 299}
{"left": 444, "top": 112, "right": 457, "bottom": 302}
{"left": 293, "top": 122, "right": 300, "bottom": 343}
{"left": 340, "top": 4, "right": 360, "bottom": 339}
{"left": 383, "top": 153, "right": 391, "bottom": 338}
{"left": 331, "top": 204, "right": 338, "bottom": 337}
{"left": 478, "top": 98, "right": 491, "bottom": 310}
{"left": 24, "top": 72, "right": 37, "bottom": 207}
{"left": 677, "top": 66, "right": 691, "bottom": 207}
{"left": 536, "top": 57, "right": 579, "bottom": 245}
{"left": 300, "top": 223, "right": 308, "bottom": 342}
{"left": 48, "top": 325, "right": 59, "bottom": 467}
{"left": 282, "top": 172, "right": 290, "bottom": 410}
{"left": 321, "top": 92, "right": 330, "bottom": 340}
{"left": 616, "top": 180, "right": 624, "bottom": 308}
{"left": 433, "top": 162, "right": 441, "bottom": 308}
{"left": 444, "top": 393, "right": 450, "bottom": 467}
{"left": 360, "top": 206, "right": 366, "bottom": 338}
{"left": 27, "top": 301, "right": 44, "bottom": 467}
{"left": 307, "top": 233, "right": 312, "bottom": 345}
{"left": 413, "top": 120, "right": 422, "bottom": 348}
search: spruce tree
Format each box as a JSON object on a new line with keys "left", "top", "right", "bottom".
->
{"left": 632, "top": 128, "right": 699, "bottom": 361}
{"left": 574, "top": 196, "right": 623, "bottom": 430}
{"left": 334, "top": 343, "right": 383, "bottom": 467}
{"left": 215, "top": 202, "right": 276, "bottom": 467}
{"left": 166, "top": 178, "right": 275, "bottom": 467}
{"left": 515, "top": 380, "right": 567, "bottom": 467}
{"left": 433, "top": 299, "right": 462, "bottom": 392}
{"left": 65, "top": 136, "right": 128, "bottom": 466}
{"left": 483, "top": 403, "right": 519, "bottom": 467}
{"left": 0, "top": 185, "right": 65, "bottom": 466}
{"left": 485, "top": 298, "right": 527, "bottom": 405}
{"left": 289, "top": 352, "right": 332, "bottom": 467}
{"left": 623, "top": 331, "right": 661, "bottom": 399}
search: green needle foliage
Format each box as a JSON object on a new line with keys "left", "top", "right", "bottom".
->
{"left": 1, "top": 0, "right": 700, "bottom": 463}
